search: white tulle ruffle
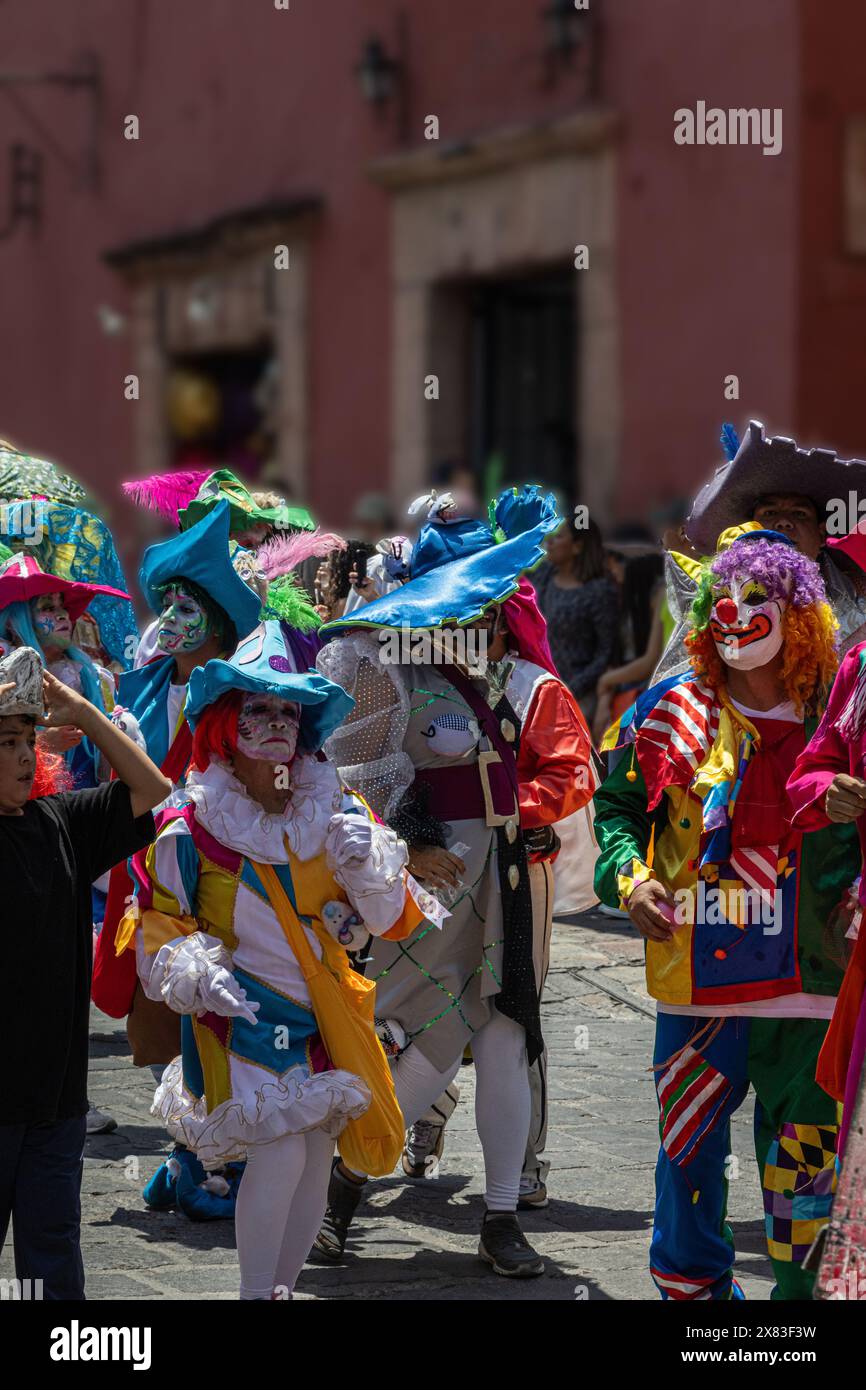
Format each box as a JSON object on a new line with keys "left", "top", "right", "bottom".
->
{"left": 183, "top": 756, "right": 342, "bottom": 863}
{"left": 151, "top": 1056, "right": 370, "bottom": 1167}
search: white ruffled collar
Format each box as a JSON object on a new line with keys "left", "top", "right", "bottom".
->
{"left": 184, "top": 757, "right": 342, "bottom": 864}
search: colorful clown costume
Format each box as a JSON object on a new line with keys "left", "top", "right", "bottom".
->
{"left": 126, "top": 755, "right": 427, "bottom": 1167}
{"left": 595, "top": 651, "right": 859, "bottom": 1296}
{"left": 312, "top": 487, "right": 567, "bottom": 1277}
{"left": 119, "top": 621, "right": 438, "bottom": 1300}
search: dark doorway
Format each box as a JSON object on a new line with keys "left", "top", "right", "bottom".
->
{"left": 165, "top": 346, "right": 277, "bottom": 481}
{"left": 469, "top": 268, "right": 576, "bottom": 502}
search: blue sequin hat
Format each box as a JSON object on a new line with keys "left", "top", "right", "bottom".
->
{"left": 186, "top": 620, "right": 353, "bottom": 753}
{"left": 324, "top": 484, "right": 560, "bottom": 633}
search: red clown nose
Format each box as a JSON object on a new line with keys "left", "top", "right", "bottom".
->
{"left": 715, "top": 597, "right": 738, "bottom": 625}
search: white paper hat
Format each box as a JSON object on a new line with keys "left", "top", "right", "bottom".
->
{"left": 0, "top": 646, "right": 44, "bottom": 720}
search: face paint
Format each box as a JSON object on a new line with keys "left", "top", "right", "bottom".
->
{"left": 156, "top": 584, "right": 211, "bottom": 653}
{"left": 236, "top": 694, "right": 300, "bottom": 763}
{"left": 32, "top": 593, "right": 73, "bottom": 646}
{"left": 709, "top": 573, "right": 787, "bottom": 670}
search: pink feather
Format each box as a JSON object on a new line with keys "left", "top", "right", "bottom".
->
{"left": 258, "top": 528, "right": 347, "bottom": 579}
{"left": 121, "top": 470, "right": 212, "bottom": 522}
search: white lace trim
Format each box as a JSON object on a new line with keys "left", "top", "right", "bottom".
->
{"left": 152, "top": 1055, "right": 370, "bottom": 1166}
{"left": 183, "top": 757, "right": 342, "bottom": 863}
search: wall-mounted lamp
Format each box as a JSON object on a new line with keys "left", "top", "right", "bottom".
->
{"left": 542, "top": 0, "right": 602, "bottom": 95}
{"left": 355, "top": 15, "right": 410, "bottom": 142}
{"left": 356, "top": 36, "right": 402, "bottom": 108}
{"left": 96, "top": 304, "right": 127, "bottom": 337}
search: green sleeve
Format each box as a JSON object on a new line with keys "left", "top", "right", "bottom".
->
{"left": 593, "top": 753, "right": 659, "bottom": 907}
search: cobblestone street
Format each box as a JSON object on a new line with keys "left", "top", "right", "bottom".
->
{"left": 4, "top": 910, "right": 774, "bottom": 1301}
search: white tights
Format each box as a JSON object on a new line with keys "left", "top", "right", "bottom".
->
{"left": 352, "top": 1007, "right": 531, "bottom": 1211}
{"left": 236, "top": 1125, "right": 335, "bottom": 1299}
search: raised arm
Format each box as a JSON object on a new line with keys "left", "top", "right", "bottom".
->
{"left": 42, "top": 669, "right": 170, "bottom": 817}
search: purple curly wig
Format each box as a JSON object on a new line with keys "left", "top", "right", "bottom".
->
{"left": 693, "top": 537, "right": 827, "bottom": 631}
{"left": 687, "top": 534, "right": 839, "bottom": 711}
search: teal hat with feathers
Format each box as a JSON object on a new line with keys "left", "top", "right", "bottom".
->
{"left": 139, "top": 499, "right": 263, "bottom": 640}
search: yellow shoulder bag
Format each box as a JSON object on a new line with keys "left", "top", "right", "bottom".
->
{"left": 253, "top": 860, "right": 404, "bottom": 1177}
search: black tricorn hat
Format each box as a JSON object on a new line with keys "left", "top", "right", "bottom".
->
{"left": 686, "top": 420, "right": 866, "bottom": 553}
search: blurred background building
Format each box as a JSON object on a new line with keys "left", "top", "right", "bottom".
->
{"left": 0, "top": 0, "right": 862, "bottom": 554}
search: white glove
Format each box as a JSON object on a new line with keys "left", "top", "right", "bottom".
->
{"left": 325, "top": 813, "right": 411, "bottom": 934}
{"left": 194, "top": 966, "right": 260, "bottom": 1024}
{"left": 153, "top": 934, "right": 258, "bottom": 1025}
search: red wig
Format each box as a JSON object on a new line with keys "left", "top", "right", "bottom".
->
{"left": 30, "top": 741, "right": 74, "bottom": 798}
{"left": 190, "top": 689, "right": 242, "bottom": 772}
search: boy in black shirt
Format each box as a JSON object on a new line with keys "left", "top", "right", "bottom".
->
{"left": 0, "top": 647, "right": 170, "bottom": 1299}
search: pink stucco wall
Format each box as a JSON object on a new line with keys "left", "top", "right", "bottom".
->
{"left": 0, "top": 0, "right": 802, "bottom": 543}
{"left": 610, "top": 0, "right": 800, "bottom": 518}
{"left": 798, "top": 0, "right": 866, "bottom": 459}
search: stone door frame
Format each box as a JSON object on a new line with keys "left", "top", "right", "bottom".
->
{"left": 105, "top": 201, "right": 319, "bottom": 501}
{"left": 370, "top": 111, "right": 621, "bottom": 524}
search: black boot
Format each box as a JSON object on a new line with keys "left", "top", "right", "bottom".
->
{"left": 308, "top": 1158, "right": 366, "bottom": 1265}
{"left": 478, "top": 1210, "right": 544, "bottom": 1278}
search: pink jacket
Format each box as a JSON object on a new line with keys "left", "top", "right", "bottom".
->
{"left": 787, "top": 642, "right": 866, "bottom": 902}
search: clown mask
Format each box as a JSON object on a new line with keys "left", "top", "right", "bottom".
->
{"left": 709, "top": 573, "right": 787, "bottom": 670}
{"left": 31, "top": 593, "right": 73, "bottom": 648}
{"left": 156, "top": 584, "right": 212, "bottom": 654}
{"left": 236, "top": 693, "right": 300, "bottom": 763}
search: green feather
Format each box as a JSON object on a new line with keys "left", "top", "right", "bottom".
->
{"left": 688, "top": 567, "right": 715, "bottom": 632}
{"left": 261, "top": 574, "right": 321, "bottom": 632}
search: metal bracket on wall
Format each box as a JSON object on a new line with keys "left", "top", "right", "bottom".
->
{"left": 0, "top": 143, "right": 43, "bottom": 240}
{"left": 0, "top": 48, "right": 102, "bottom": 232}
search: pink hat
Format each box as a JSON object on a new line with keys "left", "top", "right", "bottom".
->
{"left": 0, "top": 553, "right": 130, "bottom": 626}
{"left": 502, "top": 577, "right": 559, "bottom": 677}
{"left": 827, "top": 520, "right": 866, "bottom": 574}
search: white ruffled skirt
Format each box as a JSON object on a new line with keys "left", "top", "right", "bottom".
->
{"left": 152, "top": 1056, "right": 371, "bottom": 1168}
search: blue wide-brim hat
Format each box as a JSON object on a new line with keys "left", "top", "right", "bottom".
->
{"left": 186, "top": 620, "right": 353, "bottom": 753}
{"left": 409, "top": 515, "right": 495, "bottom": 579}
{"left": 139, "top": 499, "right": 262, "bottom": 640}
{"left": 325, "top": 485, "right": 560, "bottom": 633}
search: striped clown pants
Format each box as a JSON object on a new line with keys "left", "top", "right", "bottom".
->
{"left": 650, "top": 1012, "right": 838, "bottom": 1301}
